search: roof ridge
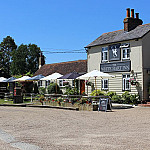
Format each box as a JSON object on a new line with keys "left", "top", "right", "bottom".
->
{"left": 139, "top": 23, "right": 150, "bottom": 27}
{"left": 44, "top": 59, "right": 87, "bottom": 66}
{"left": 102, "top": 29, "right": 124, "bottom": 35}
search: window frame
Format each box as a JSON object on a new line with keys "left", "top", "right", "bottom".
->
{"left": 122, "top": 74, "right": 130, "bottom": 91}
{"left": 122, "top": 47, "right": 130, "bottom": 60}
{"left": 101, "top": 79, "right": 108, "bottom": 90}
{"left": 72, "top": 80, "right": 75, "bottom": 87}
{"left": 59, "top": 80, "right": 65, "bottom": 87}
{"left": 38, "top": 80, "right": 43, "bottom": 87}
{"left": 45, "top": 80, "right": 50, "bottom": 87}
{"left": 101, "top": 47, "right": 108, "bottom": 62}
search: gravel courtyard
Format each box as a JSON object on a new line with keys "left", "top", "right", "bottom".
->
{"left": 0, "top": 106, "right": 150, "bottom": 150}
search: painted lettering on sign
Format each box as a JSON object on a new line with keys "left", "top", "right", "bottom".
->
{"left": 100, "top": 61, "right": 131, "bottom": 72}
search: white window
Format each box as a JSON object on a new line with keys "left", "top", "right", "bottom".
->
{"left": 59, "top": 80, "right": 67, "bottom": 87}
{"left": 38, "top": 80, "right": 43, "bottom": 87}
{"left": 102, "top": 79, "right": 108, "bottom": 90}
{"left": 102, "top": 47, "right": 108, "bottom": 62}
{"left": 59, "top": 80, "right": 64, "bottom": 87}
{"left": 72, "top": 80, "right": 75, "bottom": 87}
{"left": 45, "top": 80, "right": 50, "bottom": 87}
{"left": 122, "top": 74, "right": 130, "bottom": 91}
{"left": 122, "top": 48, "right": 130, "bottom": 59}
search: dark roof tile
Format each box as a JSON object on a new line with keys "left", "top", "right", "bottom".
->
{"left": 85, "top": 23, "right": 150, "bottom": 48}
{"left": 34, "top": 60, "right": 87, "bottom": 76}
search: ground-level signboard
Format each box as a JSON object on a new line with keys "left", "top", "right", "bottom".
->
{"left": 98, "top": 98, "right": 108, "bottom": 112}
{"left": 98, "top": 97, "right": 112, "bottom": 112}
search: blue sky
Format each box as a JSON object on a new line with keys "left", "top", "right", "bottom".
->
{"left": 0, "top": 0, "right": 150, "bottom": 64}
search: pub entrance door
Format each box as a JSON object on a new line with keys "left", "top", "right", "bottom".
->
{"left": 80, "top": 80, "right": 85, "bottom": 95}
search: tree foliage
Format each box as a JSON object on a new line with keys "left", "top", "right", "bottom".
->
{"left": 47, "top": 83, "right": 62, "bottom": 94}
{"left": 26, "top": 44, "right": 41, "bottom": 74}
{"left": 0, "top": 36, "right": 17, "bottom": 75}
{"left": 11, "top": 43, "right": 41, "bottom": 75}
{"left": 11, "top": 44, "right": 28, "bottom": 75}
{"left": 0, "top": 36, "right": 43, "bottom": 76}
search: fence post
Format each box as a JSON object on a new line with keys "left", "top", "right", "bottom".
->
{"left": 31, "top": 93, "right": 33, "bottom": 103}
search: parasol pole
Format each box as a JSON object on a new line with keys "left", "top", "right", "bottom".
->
{"left": 74, "top": 79, "right": 75, "bottom": 93}
{"left": 87, "top": 77, "right": 90, "bottom": 95}
{"left": 87, "top": 82, "right": 88, "bottom": 95}
{"left": 56, "top": 79, "right": 57, "bottom": 94}
{"left": 95, "top": 76, "right": 97, "bottom": 95}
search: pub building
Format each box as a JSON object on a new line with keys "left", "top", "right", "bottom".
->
{"left": 85, "top": 8, "right": 150, "bottom": 101}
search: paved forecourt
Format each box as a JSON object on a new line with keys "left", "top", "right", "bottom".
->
{"left": 0, "top": 106, "right": 150, "bottom": 150}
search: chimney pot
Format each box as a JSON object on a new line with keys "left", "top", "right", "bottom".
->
{"left": 124, "top": 9, "right": 143, "bottom": 32}
{"left": 131, "top": 9, "right": 134, "bottom": 18}
{"left": 135, "top": 13, "right": 139, "bottom": 19}
{"left": 39, "top": 52, "right": 45, "bottom": 69}
{"left": 126, "top": 8, "right": 130, "bottom": 18}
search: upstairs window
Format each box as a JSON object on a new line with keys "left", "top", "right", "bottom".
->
{"left": 102, "top": 47, "right": 108, "bottom": 62}
{"left": 122, "top": 48, "right": 130, "bottom": 59}
{"left": 122, "top": 74, "right": 130, "bottom": 91}
{"left": 102, "top": 79, "right": 108, "bottom": 90}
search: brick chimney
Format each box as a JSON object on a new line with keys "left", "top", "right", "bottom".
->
{"left": 123, "top": 8, "right": 143, "bottom": 32}
{"left": 39, "top": 52, "right": 45, "bottom": 69}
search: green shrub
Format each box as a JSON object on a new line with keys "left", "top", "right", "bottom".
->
{"left": 47, "top": 83, "right": 62, "bottom": 94}
{"left": 111, "top": 94, "right": 121, "bottom": 103}
{"left": 65, "top": 87, "right": 79, "bottom": 95}
{"left": 39, "top": 95, "right": 45, "bottom": 105}
{"left": 130, "top": 94, "right": 140, "bottom": 104}
{"left": 121, "top": 91, "right": 131, "bottom": 104}
{"left": 39, "top": 95, "right": 45, "bottom": 101}
{"left": 106, "top": 91, "right": 116, "bottom": 99}
{"left": 57, "top": 97, "right": 63, "bottom": 102}
{"left": 79, "top": 98, "right": 88, "bottom": 104}
{"left": 90, "top": 90, "right": 105, "bottom": 96}
{"left": 38, "top": 87, "right": 46, "bottom": 95}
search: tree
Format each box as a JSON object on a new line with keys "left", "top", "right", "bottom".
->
{"left": 11, "top": 43, "right": 42, "bottom": 75}
{"left": 11, "top": 44, "right": 28, "bottom": 75}
{"left": 0, "top": 36, "right": 17, "bottom": 75}
{"left": 26, "top": 44, "right": 41, "bottom": 74}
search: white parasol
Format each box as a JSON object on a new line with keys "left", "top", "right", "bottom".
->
{"left": 40, "top": 73, "right": 63, "bottom": 80}
{"left": 77, "top": 70, "right": 115, "bottom": 93}
{"left": 0, "top": 77, "right": 7, "bottom": 82}
{"left": 77, "top": 70, "right": 114, "bottom": 79}
{"left": 13, "top": 76, "right": 31, "bottom": 82}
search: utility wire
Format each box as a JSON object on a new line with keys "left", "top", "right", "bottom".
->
{"left": 41, "top": 48, "right": 86, "bottom": 54}
{"left": 41, "top": 48, "right": 85, "bottom": 51}
{"left": 43, "top": 51, "right": 85, "bottom": 54}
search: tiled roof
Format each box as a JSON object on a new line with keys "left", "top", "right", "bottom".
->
{"left": 85, "top": 23, "right": 150, "bottom": 48}
{"left": 34, "top": 60, "right": 87, "bottom": 76}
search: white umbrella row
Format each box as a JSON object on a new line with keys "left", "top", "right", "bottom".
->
{"left": 0, "top": 70, "right": 114, "bottom": 83}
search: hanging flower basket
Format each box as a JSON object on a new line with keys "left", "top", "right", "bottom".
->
{"left": 129, "top": 77, "right": 137, "bottom": 85}
{"left": 86, "top": 80, "right": 93, "bottom": 86}
{"left": 63, "top": 81, "right": 69, "bottom": 86}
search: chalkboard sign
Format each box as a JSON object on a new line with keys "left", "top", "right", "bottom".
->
{"left": 98, "top": 98, "right": 108, "bottom": 112}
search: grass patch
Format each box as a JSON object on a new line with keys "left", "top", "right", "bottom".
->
{"left": 0, "top": 99, "right": 13, "bottom": 104}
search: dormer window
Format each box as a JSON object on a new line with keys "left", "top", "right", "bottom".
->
{"left": 102, "top": 47, "right": 108, "bottom": 62}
